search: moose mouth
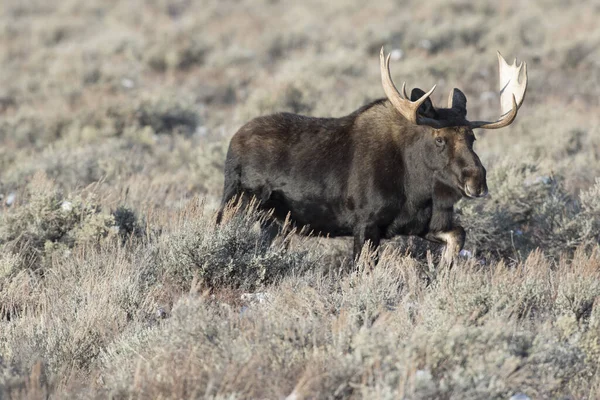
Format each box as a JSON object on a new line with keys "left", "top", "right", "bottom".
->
{"left": 463, "top": 184, "right": 488, "bottom": 199}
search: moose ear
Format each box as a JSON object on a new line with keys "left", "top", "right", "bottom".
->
{"left": 447, "top": 88, "right": 467, "bottom": 118}
{"left": 411, "top": 88, "right": 438, "bottom": 119}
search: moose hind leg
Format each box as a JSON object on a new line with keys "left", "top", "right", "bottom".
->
{"left": 217, "top": 160, "right": 243, "bottom": 225}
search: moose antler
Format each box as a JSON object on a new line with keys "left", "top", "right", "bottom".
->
{"left": 380, "top": 48, "right": 527, "bottom": 130}
{"left": 380, "top": 47, "right": 436, "bottom": 125}
{"left": 469, "top": 52, "right": 527, "bottom": 129}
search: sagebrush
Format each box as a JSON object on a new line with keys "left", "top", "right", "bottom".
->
{"left": 1, "top": 0, "right": 600, "bottom": 398}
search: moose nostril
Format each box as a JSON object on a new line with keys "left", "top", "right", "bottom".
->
{"left": 462, "top": 168, "right": 475, "bottom": 178}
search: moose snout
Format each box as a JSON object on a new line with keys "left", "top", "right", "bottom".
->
{"left": 462, "top": 167, "right": 488, "bottom": 198}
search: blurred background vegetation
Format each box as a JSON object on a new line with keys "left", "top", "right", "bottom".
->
{"left": 1, "top": 0, "right": 600, "bottom": 398}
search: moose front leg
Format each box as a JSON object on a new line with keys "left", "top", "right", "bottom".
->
{"left": 424, "top": 226, "right": 466, "bottom": 266}
{"left": 353, "top": 224, "right": 381, "bottom": 264}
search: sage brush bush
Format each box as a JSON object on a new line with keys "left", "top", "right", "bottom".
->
{"left": 0, "top": 174, "right": 148, "bottom": 277}
{"left": 91, "top": 249, "right": 600, "bottom": 400}
{"left": 0, "top": 174, "right": 115, "bottom": 274}
{"left": 0, "top": 242, "right": 164, "bottom": 387}
{"left": 159, "top": 200, "right": 320, "bottom": 290}
{"left": 458, "top": 161, "right": 600, "bottom": 260}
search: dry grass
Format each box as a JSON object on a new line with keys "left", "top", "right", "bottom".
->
{"left": 1, "top": 0, "right": 600, "bottom": 398}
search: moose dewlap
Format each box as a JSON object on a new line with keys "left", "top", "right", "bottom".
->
{"left": 218, "top": 48, "right": 528, "bottom": 264}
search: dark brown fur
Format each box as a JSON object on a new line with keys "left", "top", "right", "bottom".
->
{"left": 218, "top": 94, "right": 487, "bottom": 263}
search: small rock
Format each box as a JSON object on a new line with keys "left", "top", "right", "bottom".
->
{"left": 459, "top": 249, "right": 473, "bottom": 258}
{"left": 121, "top": 78, "right": 135, "bottom": 89}
{"left": 419, "top": 39, "right": 432, "bottom": 50}
{"left": 390, "top": 49, "right": 404, "bottom": 61}
{"left": 414, "top": 369, "right": 434, "bottom": 390}
{"left": 5, "top": 192, "right": 16, "bottom": 206}
{"left": 241, "top": 292, "right": 272, "bottom": 304}
{"left": 524, "top": 176, "right": 552, "bottom": 187}
{"left": 415, "top": 369, "right": 432, "bottom": 381}
{"left": 403, "top": 301, "right": 418, "bottom": 313}
{"left": 156, "top": 307, "right": 167, "bottom": 319}
{"left": 61, "top": 201, "right": 73, "bottom": 212}
{"left": 195, "top": 126, "right": 209, "bottom": 137}
{"left": 509, "top": 393, "right": 531, "bottom": 400}
{"left": 535, "top": 176, "right": 552, "bottom": 185}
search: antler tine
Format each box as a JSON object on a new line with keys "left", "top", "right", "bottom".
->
{"left": 469, "top": 51, "right": 527, "bottom": 130}
{"left": 414, "top": 84, "right": 437, "bottom": 110}
{"left": 498, "top": 51, "right": 527, "bottom": 114}
{"left": 380, "top": 47, "right": 436, "bottom": 125}
{"left": 401, "top": 82, "right": 409, "bottom": 100}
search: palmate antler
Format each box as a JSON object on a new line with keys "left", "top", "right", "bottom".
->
{"left": 380, "top": 47, "right": 528, "bottom": 130}
{"left": 469, "top": 52, "right": 528, "bottom": 129}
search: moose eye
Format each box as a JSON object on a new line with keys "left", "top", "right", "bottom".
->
{"left": 435, "top": 137, "right": 445, "bottom": 146}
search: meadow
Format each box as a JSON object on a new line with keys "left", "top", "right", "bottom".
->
{"left": 1, "top": 0, "right": 600, "bottom": 398}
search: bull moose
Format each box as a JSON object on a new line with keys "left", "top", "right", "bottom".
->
{"left": 218, "top": 48, "right": 528, "bottom": 264}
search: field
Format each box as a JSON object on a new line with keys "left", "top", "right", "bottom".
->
{"left": 1, "top": 0, "right": 600, "bottom": 398}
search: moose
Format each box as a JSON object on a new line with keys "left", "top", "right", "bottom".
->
{"left": 218, "top": 48, "right": 527, "bottom": 264}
